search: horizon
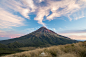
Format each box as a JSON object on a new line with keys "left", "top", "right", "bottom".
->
{"left": 0, "top": 0, "right": 86, "bottom": 40}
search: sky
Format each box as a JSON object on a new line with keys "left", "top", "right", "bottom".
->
{"left": 0, "top": 0, "right": 86, "bottom": 40}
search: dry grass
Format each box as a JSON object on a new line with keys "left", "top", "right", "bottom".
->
{"left": 19, "top": 47, "right": 36, "bottom": 51}
{"left": 1, "top": 41, "right": 86, "bottom": 57}
{"left": 58, "top": 53, "right": 77, "bottom": 57}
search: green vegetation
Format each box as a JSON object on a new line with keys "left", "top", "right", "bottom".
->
{"left": 0, "top": 43, "right": 38, "bottom": 56}
{"left": 0, "top": 47, "right": 24, "bottom": 56}
{"left": 1, "top": 41, "right": 86, "bottom": 57}
{"left": 0, "top": 27, "right": 78, "bottom": 56}
{"left": 0, "top": 33, "right": 78, "bottom": 56}
{"left": 0, "top": 32, "right": 78, "bottom": 47}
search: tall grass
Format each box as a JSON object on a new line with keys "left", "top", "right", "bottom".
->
{"left": 1, "top": 41, "right": 86, "bottom": 57}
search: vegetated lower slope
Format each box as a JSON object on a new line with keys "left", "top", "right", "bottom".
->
{"left": 0, "top": 26, "right": 78, "bottom": 48}
{"left": 2, "top": 41, "right": 86, "bottom": 57}
{"left": 0, "top": 43, "right": 25, "bottom": 56}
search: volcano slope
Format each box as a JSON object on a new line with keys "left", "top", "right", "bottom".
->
{"left": 0, "top": 26, "right": 78, "bottom": 47}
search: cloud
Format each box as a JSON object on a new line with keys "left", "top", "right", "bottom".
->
{"left": 46, "top": 0, "right": 82, "bottom": 21}
{"left": 34, "top": 0, "right": 86, "bottom": 25}
{"left": 83, "top": 0, "right": 86, "bottom": 2}
{"left": 22, "top": 0, "right": 37, "bottom": 12}
{"left": 59, "top": 29, "right": 86, "bottom": 40}
{"left": 39, "top": 0, "right": 44, "bottom": 3}
{"left": 0, "top": 0, "right": 36, "bottom": 19}
{"left": 59, "top": 33, "right": 86, "bottom": 40}
{"left": 0, "top": 8, "right": 25, "bottom": 28}
{"left": 0, "top": 28, "right": 36, "bottom": 38}
{"left": 59, "top": 29, "right": 86, "bottom": 33}
{"left": 0, "top": 30, "right": 4, "bottom": 33}
{"left": 34, "top": 7, "right": 49, "bottom": 26}
{"left": 67, "top": 35, "right": 86, "bottom": 40}
{"left": 0, "top": 30, "right": 24, "bottom": 38}
{"left": 0, "top": 0, "right": 86, "bottom": 26}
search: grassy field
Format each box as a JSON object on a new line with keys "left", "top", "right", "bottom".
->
{"left": 1, "top": 41, "right": 86, "bottom": 57}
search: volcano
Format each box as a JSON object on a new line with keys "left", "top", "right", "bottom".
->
{"left": 0, "top": 26, "right": 78, "bottom": 47}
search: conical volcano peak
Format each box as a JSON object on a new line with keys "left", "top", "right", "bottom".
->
{"left": 40, "top": 26, "right": 47, "bottom": 29}
{"left": 36, "top": 26, "right": 57, "bottom": 34}
{"left": 42, "top": 26, "right": 47, "bottom": 28}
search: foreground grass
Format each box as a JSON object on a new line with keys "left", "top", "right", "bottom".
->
{"left": 1, "top": 41, "right": 86, "bottom": 57}
{"left": 19, "top": 47, "right": 37, "bottom": 51}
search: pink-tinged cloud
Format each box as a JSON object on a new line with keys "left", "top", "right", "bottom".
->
{"left": 0, "top": 30, "right": 24, "bottom": 38}
{"left": 0, "top": 34, "right": 23, "bottom": 38}
{"left": 68, "top": 35, "right": 86, "bottom": 40}
{"left": 59, "top": 29, "right": 86, "bottom": 40}
{"left": 8, "top": 34, "right": 24, "bottom": 38}
{"left": 59, "top": 33, "right": 86, "bottom": 40}
{"left": 0, "top": 28, "right": 35, "bottom": 39}
{"left": 1, "top": 36, "right": 4, "bottom": 37}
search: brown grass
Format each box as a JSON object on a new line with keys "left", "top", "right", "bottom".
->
{"left": 1, "top": 41, "right": 86, "bottom": 57}
{"left": 19, "top": 47, "right": 36, "bottom": 51}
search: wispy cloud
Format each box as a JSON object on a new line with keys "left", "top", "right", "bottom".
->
{"left": 59, "top": 29, "right": 86, "bottom": 40}
{"left": 59, "top": 29, "right": 86, "bottom": 33}
{"left": 0, "top": 0, "right": 86, "bottom": 26}
{"left": 0, "top": 30, "right": 24, "bottom": 38}
{"left": 0, "top": 8, "right": 25, "bottom": 28}
{"left": 34, "top": 7, "right": 49, "bottom": 26}
{"left": 0, "top": 0, "right": 30, "bottom": 19}
{"left": 0, "top": 28, "right": 36, "bottom": 38}
{"left": 34, "top": 0, "right": 86, "bottom": 25}
{"left": 67, "top": 35, "right": 86, "bottom": 40}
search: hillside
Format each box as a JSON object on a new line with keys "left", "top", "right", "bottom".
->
{"left": 0, "top": 26, "right": 78, "bottom": 56}
{"left": 0, "top": 26, "right": 78, "bottom": 47}
{"left": 1, "top": 41, "right": 86, "bottom": 57}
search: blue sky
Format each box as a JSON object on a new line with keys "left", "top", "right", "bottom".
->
{"left": 0, "top": 0, "right": 86, "bottom": 40}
